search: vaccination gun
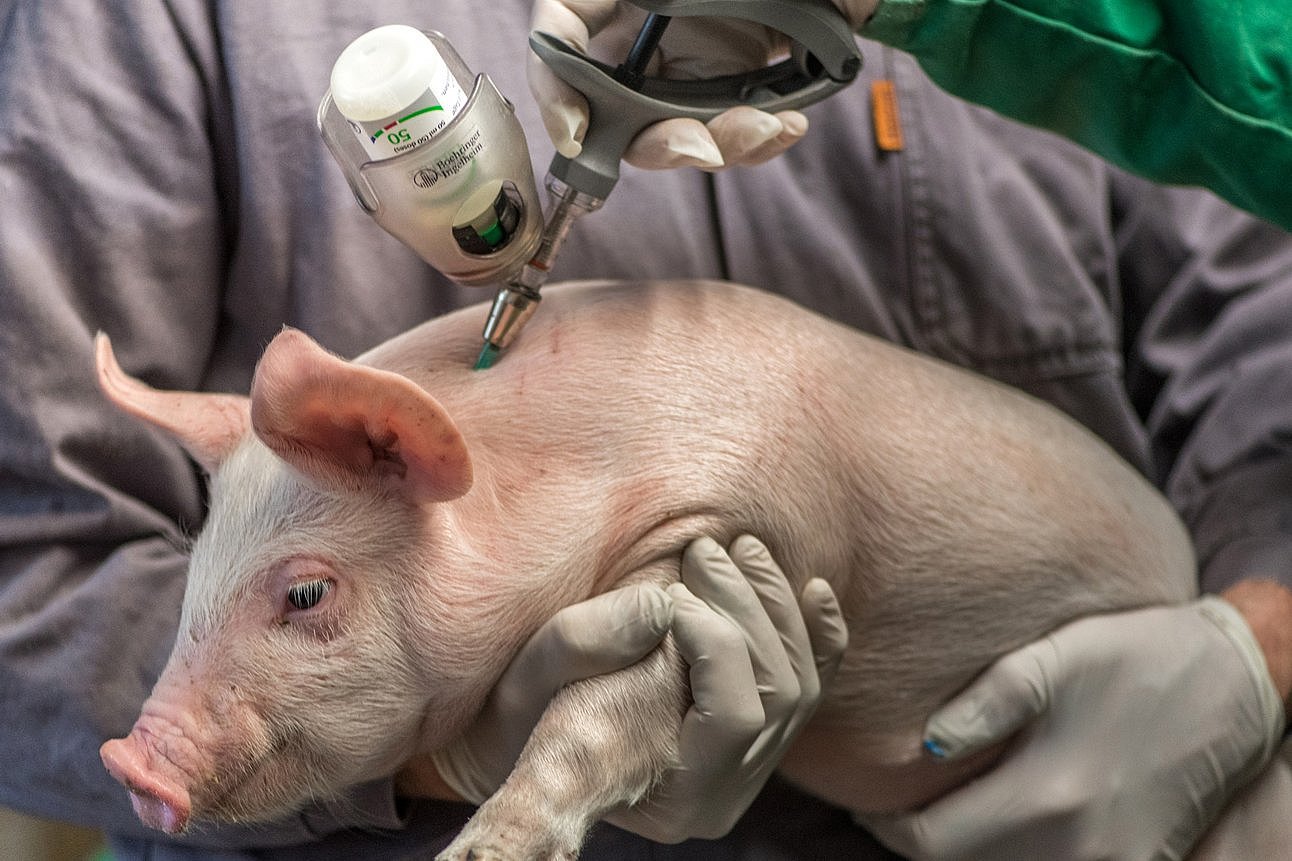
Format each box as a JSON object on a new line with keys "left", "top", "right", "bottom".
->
{"left": 318, "top": 0, "right": 863, "bottom": 369}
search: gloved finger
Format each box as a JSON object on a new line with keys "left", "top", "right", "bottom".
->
{"left": 682, "top": 537, "right": 800, "bottom": 721}
{"left": 923, "top": 636, "right": 1057, "bottom": 760}
{"left": 528, "top": 0, "right": 622, "bottom": 157}
{"left": 734, "top": 110, "right": 810, "bottom": 167}
{"left": 493, "top": 584, "right": 673, "bottom": 720}
{"left": 706, "top": 107, "right": 808, "bottom": 168}
{"left": 623, "top": 117, "right": 725, "bottom": 170}
{"left": 530, "top": 0, "right": 620, "bottom": 52}
{"left": 799, "top": 577, "right": 849, "bottom": 689}
{"left": 727, "top": 535, "right": 818, "bottom": 698}
{"left": 653, "top": 581, "right": 766, "bottom": 841}
{"left": 527, "top": 49, "right": 588, "bottom": 158}
{"left": 622, "top": 108, "right": 806, "bottom": 172}
{"left": 667, "top": 581, "right": 766, "bottom": 763}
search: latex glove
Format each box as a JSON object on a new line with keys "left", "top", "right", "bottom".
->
{"left": 859, "top": 597, "right": 1287, "bottom": 861}
{"left": 605, "top": 535, "right": 848, "bottom": 841}
{"left": 427, "top": 582, "right": 674, "bottom": 804}
{"left": 429, "top": 534, "right": 847, "bottom": 844}
{"left": 528, "top": 0, "right": 879, "bottom": 170}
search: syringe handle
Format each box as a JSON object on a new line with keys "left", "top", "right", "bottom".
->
{"left": 532, "top": 0, "right": 861, "bottom": 201}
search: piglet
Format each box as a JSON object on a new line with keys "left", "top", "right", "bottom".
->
{"left": 97, "top": 279, "right": 1195, "bottom": 859}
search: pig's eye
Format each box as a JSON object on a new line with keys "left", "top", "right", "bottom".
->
{"left": 286, "top": 579, "right": 332, "bottom": 611}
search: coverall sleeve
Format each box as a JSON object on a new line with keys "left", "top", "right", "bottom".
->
{"left": 0, "top": 1, "right": 404, "bottom": 846}
{"left": 1115, "top": 178, "right": 1292, "bottom": 597}
{"left": 864, "top": 0, "right": 1292, "bottom": 233}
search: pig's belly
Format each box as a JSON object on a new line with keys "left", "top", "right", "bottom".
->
{"left": 777, "top": 720, "right": 1011, "bottom": 814}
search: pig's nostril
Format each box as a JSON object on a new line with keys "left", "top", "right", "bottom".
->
{"left": 100, "top": 737, "right": 139, "bottom": 786}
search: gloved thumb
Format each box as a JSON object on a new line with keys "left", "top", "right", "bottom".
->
{"left": 430, "top": 584, "right": 672, "bottom": 805}
{"left": 527, "top": 48, "right": 587, "bottom": 158}
{"left": 503, "top": 583, "right": 674, "bottom": 695}
{"left": 923, "top": 637, "right": 1057, "bottom": 759}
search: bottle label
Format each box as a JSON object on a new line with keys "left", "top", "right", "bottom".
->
{"left": 350, "top": 83, "right": 469, "bottom": 161}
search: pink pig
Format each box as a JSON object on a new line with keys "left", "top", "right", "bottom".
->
{"left": 97, "top": 279, "right": 1194, "bottom": 859}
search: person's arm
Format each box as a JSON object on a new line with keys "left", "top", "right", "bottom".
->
{"left": 1118, "top": 179, "right": 1292, "bottom": 707}
{"left": 860, "top": 0, "right": 1292, "bottom": 232}
{"left": 0, "top": 1, "right": 406, "bottom": 846}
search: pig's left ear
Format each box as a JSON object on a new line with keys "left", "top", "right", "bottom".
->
{"left": 249, "top": 328, "right": 472, "bottom": 504}
{"left": 95, "top": 333, "right": 251, "bottom": 473}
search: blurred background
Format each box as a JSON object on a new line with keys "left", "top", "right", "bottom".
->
{"left": 0, "top": 806, "right": 107, "bottom": 860}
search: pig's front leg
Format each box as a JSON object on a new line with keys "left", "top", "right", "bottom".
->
{"left": 436, "top": 637, "right": 688, "bottom": 861}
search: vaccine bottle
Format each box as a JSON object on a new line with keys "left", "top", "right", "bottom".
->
{"left": 319, "top": 26, "right": 543, "bottom": 286}
{"left": 330, "top": 25, "right": 469, "bottom": 162}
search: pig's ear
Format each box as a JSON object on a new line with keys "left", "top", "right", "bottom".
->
{"left": 95, "top": 333, "right": 251, "bottom": 473}
{"left": 249, "top": 328, "right": 472, "bottom": 504}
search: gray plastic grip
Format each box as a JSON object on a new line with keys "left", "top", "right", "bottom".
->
{"left": 534, "top": 0, "right": 862, "bottom": 200}
{"left": 634, "top": 0, "right": 862, "bottom": 82}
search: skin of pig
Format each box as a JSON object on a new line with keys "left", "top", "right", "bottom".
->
{"left": 96, "top": 279, "right": 1195, "bottom": 860}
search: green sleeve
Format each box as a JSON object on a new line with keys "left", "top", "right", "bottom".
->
{"left": 863, "top": 0, "right": 1292, "bottom": 232}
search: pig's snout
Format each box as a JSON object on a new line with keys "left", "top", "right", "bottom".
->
{"left": 100, "top": 736, "right": 192, "bottom": 834}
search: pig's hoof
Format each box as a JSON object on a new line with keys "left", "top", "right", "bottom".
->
{"left": 435, "top": 838, "right": 577, "bottom": 861}
{"left": 434, "top": 841, "right": 505, "bottom": 861}
{"left": 435, "top": 800, "right": 583, "bottom": 860}
{"left": 434, "top": 845, "right": 505, "bottom": 861}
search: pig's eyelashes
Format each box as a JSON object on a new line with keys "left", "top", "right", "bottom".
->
{"left": 286, "top": 579, "right": 333, "bottom": 612}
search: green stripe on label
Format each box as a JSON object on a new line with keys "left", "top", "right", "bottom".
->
{"left": 397, "top": 104, "right": 445, "bottom": 124}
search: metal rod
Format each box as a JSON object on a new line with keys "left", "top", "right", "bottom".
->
{"left": 615, "top": 13, "right": 671, "bottom": 90}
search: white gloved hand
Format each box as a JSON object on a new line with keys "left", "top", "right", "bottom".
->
{"left": 429, "top": 582, "right": 674, "bottom": 804}
{"left": 859, "top": 597, "right": 1287, "bottom": 861}
{"left": 528, "top": 0, "right": 879, "bottom": 170}
{"left": 431, "top": 534, "right": 848, "bottom": 838}
{"left": 605, "top": 535, "right": 848, "bottom": 841}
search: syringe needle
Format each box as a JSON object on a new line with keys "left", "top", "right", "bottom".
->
{"left": 472, "top": 177, "right": 602, "bottom": 369}
{"left": 474, "top": 342, "right": 502, "bottom": 370}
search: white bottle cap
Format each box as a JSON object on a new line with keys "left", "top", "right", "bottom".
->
{"left": 331, "top": 24, "right": 452, "bottom": 123}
